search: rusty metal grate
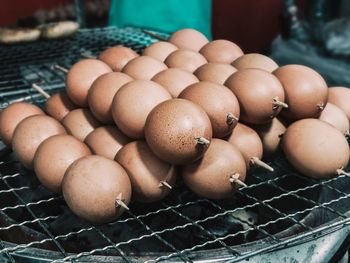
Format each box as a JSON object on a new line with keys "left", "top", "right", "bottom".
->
{"left": 0, "top": 27, "right": 350, "bottom": 262}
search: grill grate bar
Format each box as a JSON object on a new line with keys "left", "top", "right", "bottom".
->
{"left": 0, "top": 186, "right": 30, "bottom": 194}
{"left": 105, "top": 199, "right": 208, "bottom": 226}
{"left": 149, "top": 201, "right": 338, "bottom": 263}
{"left": 50, "top": 199, "right": 209, "bottom": 244}
{"left": 294, "top": 172, "right": 350, "bottom": 201}
{"left": 0, "top": 169, "right": 345, "bottom": 256}
{"left": 225, "top": 215, "right": 350, "bottom": 263}
{"left": 205, "top": 199, "right": 280, "bottom": 242}
{"left": 1, "top": 173, "right": 20, "bottom": 180}
{"left": 0, "top": 215, "right": 58, "bottom": 231}
{"left": 125, "top": 210, "right": 193, "bottom": 263}
{"left": 0, "top": 196, "right": 61, "bottom": 212}
{"left": 59, "top": 212, "right": 194, "bottom": 263}
{"left": 140, "top": 175, "right": 350, "bottom": 262}
{"left": 0, "top": 239, "right": 16, "bottom": 263}
{"left": 57, "top": 220, "right": 203, "bottom": 261}
{"left": 257, "top": 174, "right": 349, "bottom": 219}
{"left": 0, "top": 27, "right": 350, "bottom": 262}
{"left": 0, "top": 177, "right": 69, "bottom": 258}
{"left": 161, "top": 201, "right": 241, "bottom": 257}
{"left": 93, "top": 227, "right": 132, "bottom": 263}
{"left": 2, "top": 238, "right": 60, "bottom": 255}
{"left": 238, "top": 189, "right": 312, "bottom": 231}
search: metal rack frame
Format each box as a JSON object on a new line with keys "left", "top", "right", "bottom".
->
{"left": 0, "top": 27, "right": 349, "bottom": 262}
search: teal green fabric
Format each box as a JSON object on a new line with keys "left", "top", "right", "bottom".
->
{"left": 108, "top": 0, "right": 212, "bottom": 39}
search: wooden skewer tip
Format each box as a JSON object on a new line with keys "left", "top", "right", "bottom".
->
{"left": 227, "top": 113, "right": 239, "bottom": 125}
{"left": 250, "top": 157, "right": 274, "bottom": 172}
{"left": 54, "top": 64, "right": 69, "bottom": 73}
{"left": 273, "top": 97, "right": 288, "bottom": 109}
{"left": 195, "top": 137, "right": 210, "bottom": 145}
{"left": 229, "top": 174, "right": 247, "bottom": 187}
{"left": 115, "top": 193, "right": 129, "bottom": 210}
{"left": 32, "top": 83, "right": 50, "bottom": 99}
{"left": 159, "top": 180, "right": 172, "bottom": 190}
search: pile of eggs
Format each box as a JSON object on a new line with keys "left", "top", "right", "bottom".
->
{"left": 1, "top": 28, "right": 350, "bottom": 224}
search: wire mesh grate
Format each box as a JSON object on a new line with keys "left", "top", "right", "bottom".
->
{"left": 0, "top": 27, "right": 350, "bottom": 262}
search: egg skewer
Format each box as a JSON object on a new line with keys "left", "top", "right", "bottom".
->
{"left": 225, "top": 69, "right": 288, "bottom": 125}
{"left": 181, "top": 139, "right": 247, "bottom": 199}
{"left": 282, "top": 119, "right": 349, "bottom": 179}
{"left": 25, "top": 86, "right": 132, "bottom": 214}
{"left": 115, "top": 141, "right": 176, "bottom": 202}
{"left": 32, "top": 84, "right": 101, "bottom": 142}
{"left": 33, "top": 83, "right": 76, "bottom": 122}
{"left": 227, "top": 123, "right": 274, "bottom": 172}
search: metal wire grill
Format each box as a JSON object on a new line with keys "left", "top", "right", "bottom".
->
{"left": 0, "top": 27, "right": 350, "bottom": 262}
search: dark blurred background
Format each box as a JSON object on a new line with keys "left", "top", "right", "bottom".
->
{"left": 0, "top": 0, "right": 305, "bottom": 53}
{"left": 1, "top": 0, "right": 350, "bottom": 86}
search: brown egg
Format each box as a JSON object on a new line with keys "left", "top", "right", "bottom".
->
{"left": 194, "top": 63, "right": 237, "bottom": 85}
{"left": 282, "top": 119, "right": 349, "bottom": 179}
{"left": 199, "top": 40, "right": 243, "bottom": 64}
{"left": 62, "top": 155, "right": 132, "bottom": 223}
{"left": 88, "top": 72, "right": 133, "bottom": 124}
{"left": 62, "top": 108, "right": 101, "bottom": 141}
{"left": 253, "top": 117, "right": 286, "bottom": 157}
{"left": 12, "top": 115, "right": 66, "bottom": 169}
{"left": 164, "top": 49, "right": 207, "bottom": 73}
{"left": 122, "top": 56, "right": 167, "bottom": 80}
{"left": 152, "top": 68, "right": 199, "bottom": 97}
{"left": 84, "top": 126, "right": 131, "bottom": 160}
{"left": 168, "top": 28, "right": 209, "bottom": 51}
{"left": 273, "top": 64, "right": 328, "bottom": 120}
{"left": 225, "top": 69, "right": 286, "bottom": 125}
{"left": 226, "top": 123, "right": 266, "bottom": 170}
{"left": 232, "top": 53, "right": 279, "bottom": 72}
{"left": 112, "top": 80, "right": 171, "bottom": 139}
{"left": 179, "top": 81, "right": 240, "bottom": 138}
{"left": 66, "top": 59, "right": 112, "bottom": 107}
{"left": 116, "top": 141, "right": 176, "bottom": 202}
{"left": 319, "top": 103, "right": 349, "bottom": 135}
{"left": 0, "top": 102, "right": 44, "bottom": 146}
{"left": 143, "top": 41, "right": 178, "bottom": 62}
{"left": 145, "top": 99, "right": 212, "bottom": 165}
{"left": 45, "top": 91, "right": 77, "bottom": 121}
{"left": 181, "top": 138, "right": 246, "bottom": 199}
{"left": 98, "top": 46, "right": 139, "bottom": 72}
{"left": 34, "top": 134, "right": 91, "bottom": 193}
{"left": 328, "top": 87, "right": 350, "bottom": 121}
